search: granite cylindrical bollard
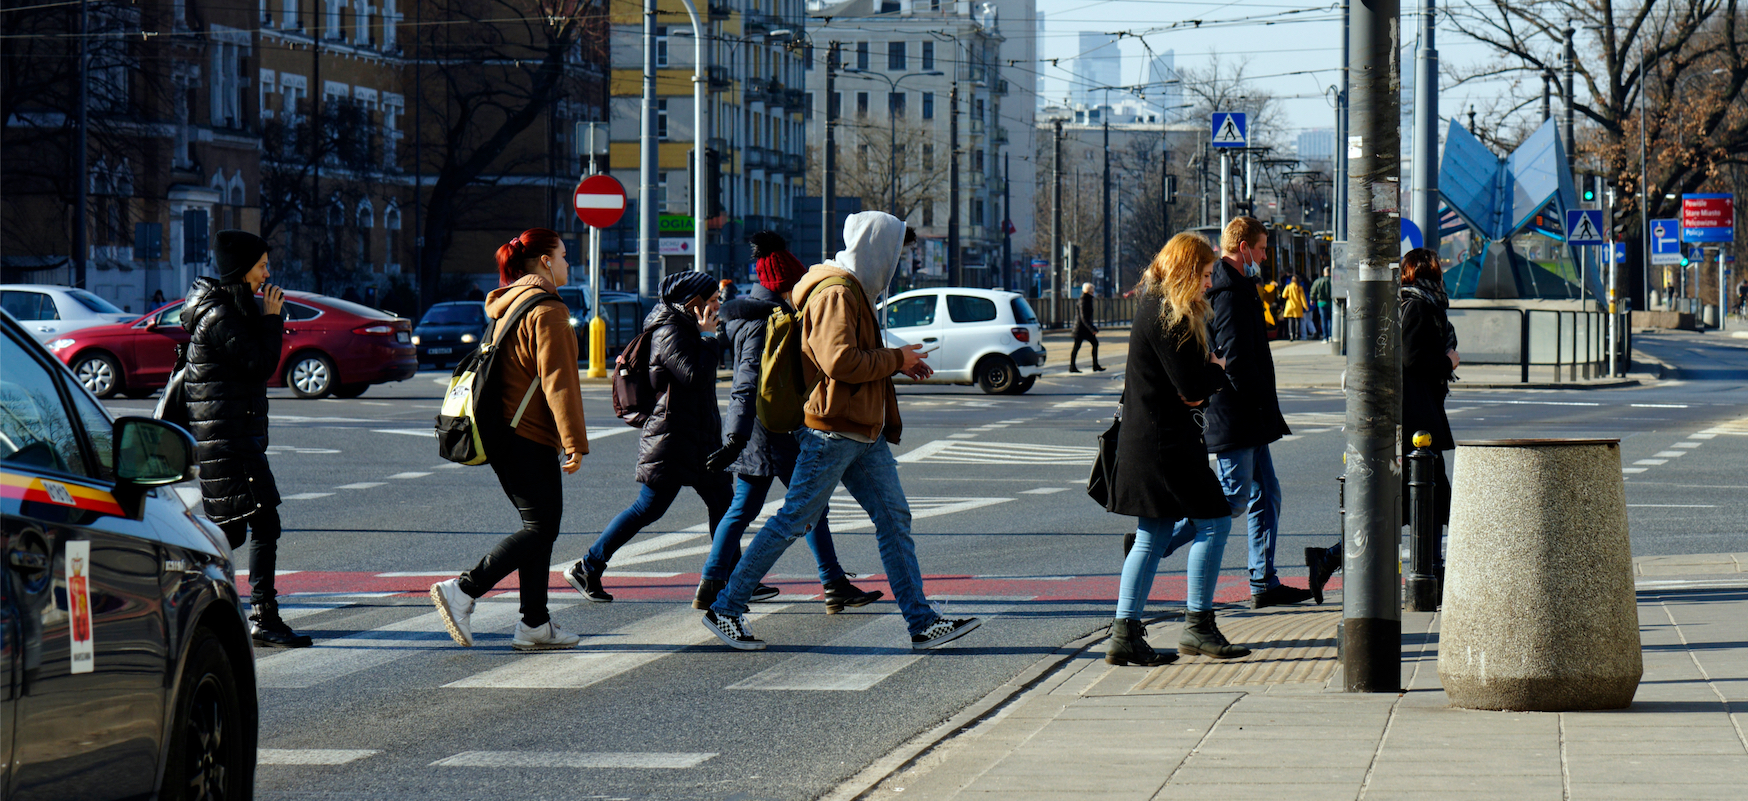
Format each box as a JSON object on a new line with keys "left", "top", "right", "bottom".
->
{"left": 1438, "top": 439, "right": 1642, "bottom": 711}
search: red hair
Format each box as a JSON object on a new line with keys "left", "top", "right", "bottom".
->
{"left": 1400, "top": 247, "right": 1441, "bottom": 284}
{"left": 496, "top": 228, "right": 564, "bottom": 287}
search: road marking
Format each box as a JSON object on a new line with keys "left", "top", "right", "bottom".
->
{"left": 283, "top": 492, "right": 335, "bottom": 500}
{"left": 259, "top": 749, "right": 381, "bottom": 765}
{"left": 1631, "top": 403, "right": 1689, "bottom": 408}
{"left": 1052, "top": 395, "right": 1116, "bottom": 408}
{"left": 374, "top": 426, "right": 639, "bottom": 441}
{"left": 947, "top": 433, "right": 979, "bottom": 439}
{"left": 1673, "top": 442, "right": 1702, "bottom": 448}
{"left": 430, "top": 751, "right": 715, "bottom": 769}
{"left": 726, "top": 598, "right": 1021, "bottom": 691}
{"left": 254, "top": 602, "right": 526, "bottom": 689}
{"left": 387, "top": 472, "right": 431, "bottom": 479}
{"left": 441, "top": 607, "right": 785, "bottom": 689}
{"left": 336, "top": 482, "right": 386, "bottom": 490}
{"left": 272, "top": 415, "right": 377, "bottom": 423}
{"left": 1621, "top": 468, "right": 1648, "bottom": 474}
{"left": 360, "top": 401, "right": 393, "bottom": 407}
{"left": 1689, "top": 433, "right": 1718, "bottom": 440}
{"left": 1020, "top": 487, "right": 1069, "bottom": 495}
{"left": 1652, "top": 451, "right": 1688, "bottom": 458}
{"left": 1627, "top": 504, "right": 1717, "bottom": 508}
{"left": 1633, "top": 459, "right": 1668, "bottom": 466}
{"left": 1284, "top": 411, "right": 1346, "bottom": 427}
{"left": 897, "top": 440, "right": 1097, "bottom": 465}
{"left": 266, "top": 445, "right": 342, "bottom": 455}
{"left": 1476, "top": 400, "right": 1601, "bottom": 407}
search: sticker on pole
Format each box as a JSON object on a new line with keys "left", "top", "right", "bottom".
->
{"left": 573, "top": 175, "right": 628, "bottom": 229}
{"left": 1650, "top": 219, "right": 1681, "bottom": 265}
{"left": 1565, "top": 209, "right": 1604, "bottom": 245}
{"left": 67, "top": 540, "right": 94, "bottom": 674}
{"left": 1210, "top": 112, "right": 1247, "bottom": 148}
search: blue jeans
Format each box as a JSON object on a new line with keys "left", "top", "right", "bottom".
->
{"left": 711, "top": 429, "right": 936, "bottom": 635}
{"left": 1177, "top": 444, "right": 1282, "bottom": 594}
{"left": 585, "top": 477, "right": 733, "bottom": 573}
{"left": 701, "top": 473, "right": 846, "bottom": 584}
{"left": 1118, "top": 516, "right": 1233, "bottom": 618}
{"left": 1316, "top": 302, "right": 1332, "bottom": 339}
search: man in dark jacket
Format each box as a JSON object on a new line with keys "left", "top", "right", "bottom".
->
{"left": 695, "top": 232, "right": 882, "bottom": 613}
{"left": 1069, "top": 282, "right": 1105, "bottom": 372}
{"left": 1180, "top": 217, "right": 1313, "bottom": 609}
{"left": 184, "top": 230, "right": 312, "bottom": 647}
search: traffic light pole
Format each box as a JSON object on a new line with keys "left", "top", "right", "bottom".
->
{"left": 1342, "top": 0, "right": 1402, "bottom": 693}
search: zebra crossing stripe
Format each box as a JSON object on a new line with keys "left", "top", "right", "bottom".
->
{"left": 255, "top": 602, "right": 527, "bottom": 689}
{"left": 897, "top": 440, "right": 1097, "bottom": 465}
{"left": 430, "top": 751, "right": 716, "bottom": 769}
{"left": 259, "top": 749, "right": 381, "bottom": 765}
{"left": 726, "top": 598, "right": 1024, "bottom": 692}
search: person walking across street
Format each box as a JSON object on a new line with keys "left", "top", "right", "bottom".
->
{"left": 702, "top": 211, "right": 982, "bottom": 651}
{"left": 695, "top": 231, "right": 884, "bottom": 613}
{"left": 430, "top": 229, "right": 590, "bottom": 651}
{"left": 1187, "top": 217, "right": 1315, "bottom": 610}
{"left": 1069, "top": 282, "right": 1105, "bottom": 373}
{"left": 1105, "top": 232, "right": 1250, "bottom": 665}
{"left": 564, "top": 271, "right": 740, "bottom": 602}
{"left": 1310, "top": 267, "right": 1332, "bottom": 341}
{"left": 183, "top": 230, "right": 310, "bottom": 648}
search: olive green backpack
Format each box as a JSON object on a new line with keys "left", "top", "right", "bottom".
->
{"left": 756, "top": 276, "right": 861, "bottom": 433}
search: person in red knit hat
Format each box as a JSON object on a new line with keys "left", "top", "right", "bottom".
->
{"left": 692, "top": 231, "right": 883, "bottom": 613}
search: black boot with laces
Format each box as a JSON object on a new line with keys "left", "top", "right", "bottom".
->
{"left": 250, "top": 601, "right": 313, "bottom": 648}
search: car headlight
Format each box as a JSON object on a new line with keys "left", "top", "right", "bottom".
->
{"left": 460, "top": 333, "right": 476, "bottom": 343}
{"left": 569, "top": 316, "right": 579, "bottom": 327}
{"left": 47, "top": 338, "right": 75, "bottom": 351}
{"left": 411, "top": 334, "right": 421, "bottom": 345}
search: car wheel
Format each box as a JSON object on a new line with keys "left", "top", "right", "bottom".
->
{"left": 1006, "top": 375, "right": 1038, "bottom": 395}
{"left": 286, "top": 353, "right": 337, "bottom": 399}
{"left": 975, "top": 355, "right": 1021, "bottom": 394}
{"left": 159, "top": 629, "right": 252, "bottom": 801}
{"left": 333, "top": 382, "right": 369, "bottom": 399}
{"left": 72, "top": 352, "right": 123, "bottom": 398}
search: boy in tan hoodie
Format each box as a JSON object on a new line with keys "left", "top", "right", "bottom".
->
{"left": 702, "top": 211, "right": 982, "bottom": 652}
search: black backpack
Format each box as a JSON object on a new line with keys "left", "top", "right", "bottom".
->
{"left": 434, "top": 291, "right": 561, "bottom": 464}
{"left": 610, "top": 325, "right": 661, "bottom": 427}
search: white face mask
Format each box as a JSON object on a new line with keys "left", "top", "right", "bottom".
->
{"left": 1245, "top": 260, "right": 1262, "bottom": 278}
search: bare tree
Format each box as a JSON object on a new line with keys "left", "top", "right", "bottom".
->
{"left": 1177, "top": 55, "right": 1285, "bottom": 151}
{"left": 808, "top": 116, "right": 953, "bottom": 223}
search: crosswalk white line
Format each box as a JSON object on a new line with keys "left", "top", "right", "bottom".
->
{"left": 255, "top": 602, "right": 526, "bottom": 689}
{"left": 259, "top": 749, "right": 381, "bottom": 765}
{"left": 441, "top": 607, "right": 787, "bottom": 689}
{"left": 283, "top": 492, "right": 335, "bottom": 501}
{"left": 1020, "top": 487, "right": 1069, "bottom": 494}
{"left": 335, "top": 482, "right": 385, "bottom": 490}
{"left": 387, "top": 472, "right": 432, "bottom": 479}
{"left": 430, "top": 751, "right": 715, "bottom": 769}
{"left": 727, "top": 598, "right": 1023, "bottom": 692}
{"left": 897, "top": 440, "right": 1096, "bottom": 465}
{"left": 1634, "top": 459, "right": 1668, "bottom": 466}
{"left": 374, "top": 426, "right": 639, "bottom": 441}
{"left": 1652, "top": 451, "right": 1687, "bottom": 458}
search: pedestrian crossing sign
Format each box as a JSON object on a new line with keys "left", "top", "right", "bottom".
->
{"left": 1211, "top": 112, "right": 1248, "bottom": 148}
{"left": 1565, "top": 209, "right": 1605, "bottom": 245}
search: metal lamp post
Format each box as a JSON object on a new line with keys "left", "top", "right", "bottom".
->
{"left": 842, "top": 69, "right": 945, "bottom": 217}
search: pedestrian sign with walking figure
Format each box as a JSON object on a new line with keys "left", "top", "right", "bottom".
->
{"left": 1565, "top": 209, "right": 1604, "bottom": 245}
{"left": 1211, "top": 112, "right": 1247, "bottom": 148}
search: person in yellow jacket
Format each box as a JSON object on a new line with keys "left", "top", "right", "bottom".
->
{"left": 1280, "top": 273, "right": 1307, "bottom": 341}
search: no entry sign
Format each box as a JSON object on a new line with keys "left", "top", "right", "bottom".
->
{"left": 1680, "top": 193, "right": 1734, "bottom": 243}
{"left": 574, "top": 175, "right": 627, "bottom": 228}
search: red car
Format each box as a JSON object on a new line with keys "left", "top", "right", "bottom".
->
{"left": 44, "top": 290, "right": 417, "bottom": 399}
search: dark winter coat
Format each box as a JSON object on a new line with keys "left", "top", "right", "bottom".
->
{"left": 1073, "top": 292, "right": 1098, "bottom": 339}
{"left": 1400, "top": 278, "right": 1457, "bottom": 452}
{"left": 181, "top": 277, "right": 283, "bottom": 524}
{"left": 635, "top": 301, "right": 725, "bottom": 486}
{"left": 719, "top": 285, "right": 801, "bottom": 478}
{"left": 1202, "top": 258, "right": 1290, "bottom": 453}
{"left": 1109, "top": 293, "right": 1233, "bottom": 521}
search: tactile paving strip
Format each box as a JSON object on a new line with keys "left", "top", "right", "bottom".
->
{"left": 1132, "top": 608, "right": 1340, "bottom": 689}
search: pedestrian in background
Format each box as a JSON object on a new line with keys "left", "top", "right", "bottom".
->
{"left": 431, "top": 228, "right": 589, "bottom": 651}
{"left": 703, "top": 211, "right": 980, "bottom": 652}
{"left": 182, "top": 230, "right": 309, "bottom": 647}
{"left": 149, "top": 288, "right": 167, "bottom": 308}
{"left": 1069, "top": 282, "right": 1105, "bottom": 373}
{"left": 1310, "top": 267, "right": 1332, "bottom": 341}
{"left": 1280, "top": 272, "right": 1307, "bottom": 341}
{"left": 1195, "top": 217, "right": 1314, "bottom": 610}
{"left": 1105, "top": 232, "right": 1248, "bottom": 665}
{"left": 696, "top": 231, "right": 883, "bottom": 613}
{"left": 565, "top": 271, "right": 737, "bottom": 602}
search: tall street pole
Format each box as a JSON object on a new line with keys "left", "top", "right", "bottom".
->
{"left": 1220, "top": 151, "right": 1231, "bottom": 234}
{"left": 1101, "top": 117, "right": 1111, "bottom": 296}
{"left": 638, "top": 0, "right": 659, "bottom": 297}
{"left": 73, "top": 0, "right": 89, "bottom": 288}
{"left": 1563, "top": 25, "right": 1576, "bottom": 177}
{"left": 679, "top": 0, "right": 705, "bottom": 273}
{"left": 1002, "top": 152, "right": 1012, "bottom": 290}
{"left": 823, "top": 41, "right": 840, "bottom": 263}
{"left": 1342, "top": 0, "right": 1402, "bottom": 693}
{"left": 949, "top": 82, "right": 962, "bottom": 286}
{"left": 1051, "top": 118, "right": 1063, "bottom": 323}
{"left": 1638, "top": 42, "right": 1650, "bottom": 308}
{"left": 1410, "top": 0, "right": 1440, "bottom": 253}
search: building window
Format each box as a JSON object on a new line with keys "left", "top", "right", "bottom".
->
{"left": 209, "top": 40, "right": 242, "bottom": 128}
{"left": 888, "top": 41, "right": 905, "bottom": 71}
{"left": 282, "top": 0, "right": 298, "bottom": 29}
{"left": 384, "top": 205, "right": 401, "bottom": 270}
{"left": 356, "top": 202, "right": 373, "bottom": 266}
{"left": 804, "top": 44, "right": 813, "bottom": 70}
{"left": 658, "top": 99, "right": 669, "bottom": 139}
{"left": 656, "top": 27, "right": 669, "bottom": 67}
{"left": 922, "top": 41, "right": 934, "bottom": 71}
{"left": 922, "top": 143, "right": 933, "bottom": 170}
{"left": 856, "top": 41, "right": 869, "bottom": 71}
{"left": 973, "top": 148, "right": 983, "bottom": 172}
{"left": 804, "top": 92, "right": 813, "bottom": 120}
{"left": 922, "top": 199, "right": 933, "bottom": 226}
{"left": 856, "top": 92, "right": 868, "bottom": 119}
{"left": 888, "top": 92, "right": 905, "bottom": 119}
{"left": 922, "top": 92, "right": 934, "bottom": 119}
{"left": 972, "top": 198, "right": 984, "bottom": 226}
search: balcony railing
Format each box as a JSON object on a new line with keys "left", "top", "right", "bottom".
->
{"left": 990, "top": 126, "right": 1008, "bottom": 144}
{"left": 969, "top": 119, "right": 985, "bottom": 135}
{"left": 784, "top": 153, "right": 805, "bottom": 174}
{"left": 744, "top": 147, "right": 768, "bottom": 169}
{"left": 707, "top": 65, "right": 732, "bottom": 92}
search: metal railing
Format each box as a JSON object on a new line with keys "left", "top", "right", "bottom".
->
{"left": 1026, "top": 296, "right": 1138, "bottom": 330}
{"left": 1445, "top": 307, "right": 1610, "bottom": 383}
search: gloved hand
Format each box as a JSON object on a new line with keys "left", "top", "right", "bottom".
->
{"left": 704, "top": 434, "right": 748, "bottom": 473}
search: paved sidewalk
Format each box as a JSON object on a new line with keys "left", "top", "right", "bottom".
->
{"left": 845, "top": 556, "right": 1748, "bottom": 800}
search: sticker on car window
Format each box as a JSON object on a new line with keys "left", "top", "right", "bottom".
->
{"left": 40, "top": 479, "right": 75, "bottom": 506}
{"left": 67, "top": 540, "right": 95, "bottom": 674}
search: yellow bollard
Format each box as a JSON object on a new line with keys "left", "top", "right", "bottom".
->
{"left": 587, "top": 316, "right": 608, "bottom": 378}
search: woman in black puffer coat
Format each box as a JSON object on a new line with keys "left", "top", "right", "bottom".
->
{"left": 692, "top": 232, "right": 882, "bottom": 613}
{"left": 567, "top": 271, "right": 735, "bottom": 601}
{"left": 182, "top": 230, "right": 310, "bottom": 648}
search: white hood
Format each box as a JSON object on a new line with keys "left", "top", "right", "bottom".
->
{"left": 827, "top": 211, "right": 906, "bottom": 301}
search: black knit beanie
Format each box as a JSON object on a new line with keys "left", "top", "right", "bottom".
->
{"left": 214, "top": 230, "right": 269, "bottom": 284}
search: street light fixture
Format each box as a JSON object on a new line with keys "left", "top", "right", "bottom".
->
{"left": 841, "top": 68, "right": 945, "bottom": 216}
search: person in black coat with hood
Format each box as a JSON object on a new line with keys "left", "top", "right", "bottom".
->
{"left": 183, "top": 230, "right": 310, "bottom": 647}
{"left": 565, "top": 271, "right": 737, "bottom": 601}
{"left": 693, "top": 233, "right": 883, "bottom": 613}
{"left": 1069, "top": 282, "right": 1105, "bottom": 372}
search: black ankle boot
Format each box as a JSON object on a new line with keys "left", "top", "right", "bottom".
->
{"left": 822, "top": 575, "right": 884, "bottom": 614}
{"left": 1106, "top": 618, "right": 1177, "bottom": 666}
{"left": 250, "top": 602, "right": 313, "bottom": 648}
{"left": 692, "top": 579, "right": 726, "bottom": 610}
{"left": 1179, "top": 610, "right": 1249, "bottom": 659}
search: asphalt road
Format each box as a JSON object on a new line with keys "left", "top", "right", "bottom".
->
{"left": 98, "top": 330, "right": 1748, "bottom": 801}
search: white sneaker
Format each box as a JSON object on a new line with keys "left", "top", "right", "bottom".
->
{"left": 430, "top": 579, "right": 476, "bottom": 647}
{"left": 512, "top": 620, "right": 582, "bottom": 651}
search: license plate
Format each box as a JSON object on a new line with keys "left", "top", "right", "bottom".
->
{"left": 396, "top": 332, "right": 411, "bottom": 343}
{"left": 427, "top": 347, "right": 451, "bottom": 355}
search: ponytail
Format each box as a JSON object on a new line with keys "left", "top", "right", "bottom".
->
{"left": 496, "top": 228, "right": 564, "bottom": 287}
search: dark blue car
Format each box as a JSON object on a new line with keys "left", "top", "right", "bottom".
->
{"left": 412, "top": 301, "right": 487, "bottom": 368}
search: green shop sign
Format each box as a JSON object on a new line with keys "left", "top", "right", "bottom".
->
{"left": 659, "top": 215, "right": 694, "bottom": 233}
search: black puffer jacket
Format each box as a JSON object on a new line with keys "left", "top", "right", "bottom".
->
{"left": 182, "top": 277, "right": 283, "bottom": 524}
{"left": 1073, "top": 292, "right": 1098, "bottom": 339}
{"left": 719, "top": 285, "right": 800, "bottom": 478}
{"left": 635, "top": 301, "right": 725, "bottom": 486}
{"left": 1400, "top": 278, "right": 1457, "bottom": 452}
{"left": 1202, "top": 258, "right": 1290, "bottom": 453}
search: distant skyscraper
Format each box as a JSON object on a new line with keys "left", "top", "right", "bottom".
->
{"left": 1071, "top": 32, "right": 1120, "bottom": 108}
{"left": 1147, "top": 50, "right": 1183, "bottom": 120}
{"left": 1297, "top": 128, "right": 1336, "bottom": 162}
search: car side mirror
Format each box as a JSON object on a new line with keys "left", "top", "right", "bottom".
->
{"left": 110, "top": 417, "right": 197, "bottom": 519}
{"left": 144, "top": 318, "right": 159, "bottom": 330}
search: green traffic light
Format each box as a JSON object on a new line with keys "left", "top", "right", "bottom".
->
{"left": 1583, "top": 189, "right": 1596, "bottom": 202}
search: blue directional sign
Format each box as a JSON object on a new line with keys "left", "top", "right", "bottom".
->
{"left": 1564, "top": 209, "right": 1605, "bottom": 245}
{"left": 1400, "top": 218, "right": 1424, "bottom": 252}
{"left": 1210, "top": 112, "right": 1248, "bottom": 148}
{"left": 1612, "top": 242, "right": 1627, "bottom": 264}
{"left": 1649, "top": 218, "right": 1681, "bottom": 265}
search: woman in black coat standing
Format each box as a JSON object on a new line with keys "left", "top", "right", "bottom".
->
{"left": 1105, "top": 233, "right": 1250, "bottom": 666}
{"left": 183, "top": 230, "right": 310, "bottom": 647}
{"left": 565, "top": 271, "right": 735, "bottom": 601}
{"left": 1069, "top": 282, "right": 1104, "bottom": 372}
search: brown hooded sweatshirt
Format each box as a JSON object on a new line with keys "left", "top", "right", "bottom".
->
{"left": 484, "top": 275, "right": 589, "bottom": 455}
{"left": 793, "top": 265, "right": 904, "bottom": 444}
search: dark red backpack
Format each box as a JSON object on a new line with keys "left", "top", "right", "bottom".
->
{"left": 610, "top": 326, "right": 660, "bottom": 427}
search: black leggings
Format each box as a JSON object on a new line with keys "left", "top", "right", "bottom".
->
{"left": 221, "top": 508, "right": 282, "bottom": 607}
{"left": 1071, "top": 333, "right": 1099, "bottom": 367}
{"left": 459, "top": 432, "right": 563, "bottom": 627}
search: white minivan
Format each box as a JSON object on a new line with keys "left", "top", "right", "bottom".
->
{"left": 880, "top": 288, "right": 1046, "bottom": 394}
